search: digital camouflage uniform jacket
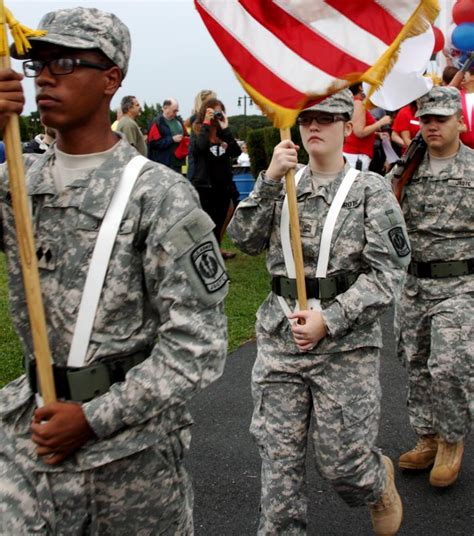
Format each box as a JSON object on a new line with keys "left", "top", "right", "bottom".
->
{"left": 396, "top": 142, "right": 474, "bottom": 299}
{"left": 228, "top": 164, "right": 410, "bottom": 354}
{"left": 0, "top": 138, "right": 228, "bottom": 471}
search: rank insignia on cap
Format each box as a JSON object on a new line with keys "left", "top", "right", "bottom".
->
{"left": 192, "top": 241, "right": 229, "bottom": 293}
{"left": 388, "top": 227, "right": 410, "bottom": 257}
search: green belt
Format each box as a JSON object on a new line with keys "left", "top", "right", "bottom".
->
{"left": 26, "top": 349, "right": 150, "bottom": 403}
{"left": 409, "top": 259, "right": 474, "bottom": 279}
{"left": 272, "top": 272, "right": 359, "bottom": 301}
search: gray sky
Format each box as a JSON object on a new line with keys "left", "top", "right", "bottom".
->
{"left": 10, "top": 0, "right": 255, "bottom": 118}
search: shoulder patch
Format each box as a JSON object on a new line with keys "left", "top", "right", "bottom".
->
{"left": 191, "top": 241, "right": 229, "bottom": 293}
{"left": 388, "top": 226, "right": 410, "bottom": 257}
{"left": 342, "top": 199, "right": 362, "bottom": 209}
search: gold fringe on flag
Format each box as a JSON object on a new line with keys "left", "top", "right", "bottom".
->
{"left": 235, "top": 71, "right": 301, "bottom": 130}
{"left": 235, "top": 0, "right": 440, "bottom": 129}
{"left": 362, "top": 0, "right": 440, "bottom": 101}
{"left": 0, "top": 5, "right": 46, "bottom": 57}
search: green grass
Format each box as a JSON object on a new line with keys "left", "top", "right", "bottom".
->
{"left": 222, "top": 236, "right": 268, "bottom": 351}
{"left": 0, "top": 253, "right": 23, "bottom": 386}
{"left": 0, "top": 239, "right": 268, "bottom": 387}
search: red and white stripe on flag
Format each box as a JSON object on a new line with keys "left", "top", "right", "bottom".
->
{"left": 195, "top": 0, "right": 439, "bottom": 128}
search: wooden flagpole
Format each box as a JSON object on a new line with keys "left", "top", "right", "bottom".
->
{"left": 280, "top": 127, "right": 307, "bottom": 312}
{"left": 0, "top": 3, "right": 56, "bottom": 403}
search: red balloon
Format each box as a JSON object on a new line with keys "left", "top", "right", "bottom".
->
{"left": 453, "top": 0, "right": 474, "bottom": 25}
{"left": 432, "top": 25, "right": 445, "bottom": 53}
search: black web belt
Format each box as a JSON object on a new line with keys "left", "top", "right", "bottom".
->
{"left": 408, "top": 259, "right": 474, "bottom": 279}
{"left": 26, "top": 349, "right": 150, "bottom": 403}
{"left": 272, "top": 273, "right": 358, "bottom": 301}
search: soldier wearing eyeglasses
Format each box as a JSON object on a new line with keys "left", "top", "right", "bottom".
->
{"left": 228, "top": 89, "right": 410, "bottom": 535}
{"left": 0, "top": 7, "right": 228, "bottom": 534}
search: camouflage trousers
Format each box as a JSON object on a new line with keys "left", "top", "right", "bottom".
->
{"left": 251, "top": 327, "right": 386, "bottom": 535}
{"left": 0, "top": 434, "right": 193, "bottom": 535}
{"left": 398, "top": 291, "right": 473, "bottom": 443}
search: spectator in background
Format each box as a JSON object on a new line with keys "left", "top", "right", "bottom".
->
{"left": 460, "top": 66, "right": 474, "bottom": 149}
{"left": 0, "top": 140, "right": 4, "bottom": 163}
{"left": 343, "top": 83, "right": 392, "bottom": 171}
{"left": 23, "top": 125, "right": 56, "bottom": 154}
{"left": 442, "top": 66, "right": 458, "bottom": 86}
{"left": 110, "top": 105, "right": 123, "bottom": 131}
{"left": 147, "top": 98, "right": 188, "bottom": 173}
{"left": 191, "top": 98, "right": 241, "bottom": 259}
{"left": 442, "top": 63, "right": 474, "bottom": 149}
{"left": 185, "top": 90, "right": 217, "bottom": 180}
{"left": 116, "top": 95, "right": 147, "bottom": 156}
{"left": 391, "top": 101, "right": 419, "bottom": 153}
{"left": 237, "top": 142, "right": 251, "bottom": 167}
{"left": 185, "top": 89, "right": 217, "bottom": 129}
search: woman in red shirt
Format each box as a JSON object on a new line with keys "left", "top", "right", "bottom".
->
{"left": 343, "top": 83, "right": 392, "bottom": 171}
{"left": 391, "top": 101, "right": 419, "bottom": 152}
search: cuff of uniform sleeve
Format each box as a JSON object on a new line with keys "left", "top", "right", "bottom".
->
{"left": 321, "top": 301, "right": 350, "bottom": 337}
{"left": 82, "top": 392, "right": 123, "bottom": 439}
{"left": 253, "top": 171, "right": 284, "bottom": 199}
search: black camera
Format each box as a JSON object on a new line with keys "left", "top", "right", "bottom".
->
{"left": 214, "top": 111, "right": 224, "bottom": 121}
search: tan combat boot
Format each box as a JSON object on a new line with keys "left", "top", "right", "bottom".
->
{"left": 429, "top": 439, "right": 464, "bottom": 487}
{"left": 370, "top": 456, "right": 403, "bottom": 536}
{"left": 398, "top": 435, "right": 438, "bottom": 470}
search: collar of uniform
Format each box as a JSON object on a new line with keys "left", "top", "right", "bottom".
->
{"left": 77, "top": 138, "right": 138, "bottom": 220}
{"left": 294, "top": 165, "right": 313, "bottom": 199}
{"left": 297, "top": 162, "right": 351, "bottom": 204}
{"left": 28, "top": 138, "right": 137, "bottom": 220}
{"left": 415, "top": 143, "right": 467, "bottom": 181}
{"left": 27, "top": 147, "right": 57, "bottom": 196}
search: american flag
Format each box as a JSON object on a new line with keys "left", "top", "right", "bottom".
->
{"left": 195, "top": 0, "right": 439, "bottom": 127}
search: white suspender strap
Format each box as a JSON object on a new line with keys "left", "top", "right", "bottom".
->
{"left": 316, "top": 167, "right": 359, "bottom": 277}
{"left": 278, "top": 166, "right": 359, "bottom": 319}
{"left": 67, "top": 155, "right": 148, "bottom": 368}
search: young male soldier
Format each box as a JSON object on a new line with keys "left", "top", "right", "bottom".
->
{"left": 391, "top": 86, "right": 473, "bottom": 487}
{"left": 0, "top": 7, "right": 228, "bottom": 533}
{"left": 228, "top": 90, "right": 409, "bottom": 535}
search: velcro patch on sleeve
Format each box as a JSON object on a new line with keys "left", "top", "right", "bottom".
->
{"left": 191, "top": 241, "right": 229, "bottom": 293}
{"left": 388, "top": 226, "right": 410, "bottom": 257}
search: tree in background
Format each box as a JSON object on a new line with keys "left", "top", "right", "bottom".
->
{"left": 247, "top": 124, "right": 307, "bottom": 178}
{"left": 137, "top": 102, "right": 162, "bottom": 132}
{"left": 227, "top": 114, "right": 271, "bottom": 141}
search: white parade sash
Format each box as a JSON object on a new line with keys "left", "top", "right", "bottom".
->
{"left": 278, "top": 166, "right": 359, "bottom": 322}
{"left": 67, "top": 155, "right": 149, "bottom": 368}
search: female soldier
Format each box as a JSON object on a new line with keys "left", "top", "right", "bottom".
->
{"left": 228, "top": 90, "right": 409, "bottom": 535}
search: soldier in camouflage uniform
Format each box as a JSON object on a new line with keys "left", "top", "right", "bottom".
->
{"left": 389, "top": 86, "right": 473, "bottom": 487}
{"left": 0, "top": 7, "right": 228, "bottom": 534}
{"left": 228, "top": 90, "right": 409, "bottom": 535}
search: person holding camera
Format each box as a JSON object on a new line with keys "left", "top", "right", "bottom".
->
{"left": 190, "top": 98, "right": 241, "bottom": 257}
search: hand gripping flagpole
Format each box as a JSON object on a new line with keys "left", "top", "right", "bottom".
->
{"left": 280, "top": 127, "right": 308, "bottom": 313}
{"left": 0, "top": 3, "right": 56, "bottom": 403}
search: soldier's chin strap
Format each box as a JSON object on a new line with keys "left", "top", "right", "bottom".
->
{"left": 278, "top": 165, "right": 359, "bottom": 323}
{"left": 67, "top": 155, "right": 149, "bottom": 368}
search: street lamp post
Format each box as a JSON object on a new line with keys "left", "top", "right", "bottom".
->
{"left": 237, "top": 95, "right": 253, "bottom": 139}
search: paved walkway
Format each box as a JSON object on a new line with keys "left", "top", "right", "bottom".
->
{"left": 187, "top": 311, "right": 473, "bottom": 535}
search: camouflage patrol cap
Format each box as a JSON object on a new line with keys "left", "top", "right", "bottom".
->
{"left": 302, "top": 89, "right": 354, "bottom": 116}
{"left": 415, "top": 86, "right": 461, "bottom": 117}
{"left": 11, "top": 7, "right": 131, "bottom": 77}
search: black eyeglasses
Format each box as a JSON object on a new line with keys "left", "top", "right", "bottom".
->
{"left": 22, "top": 58, "right": 111, "bottom": 78}
{"left": 297, "top": 113, "right": 347, "bottom": 126}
